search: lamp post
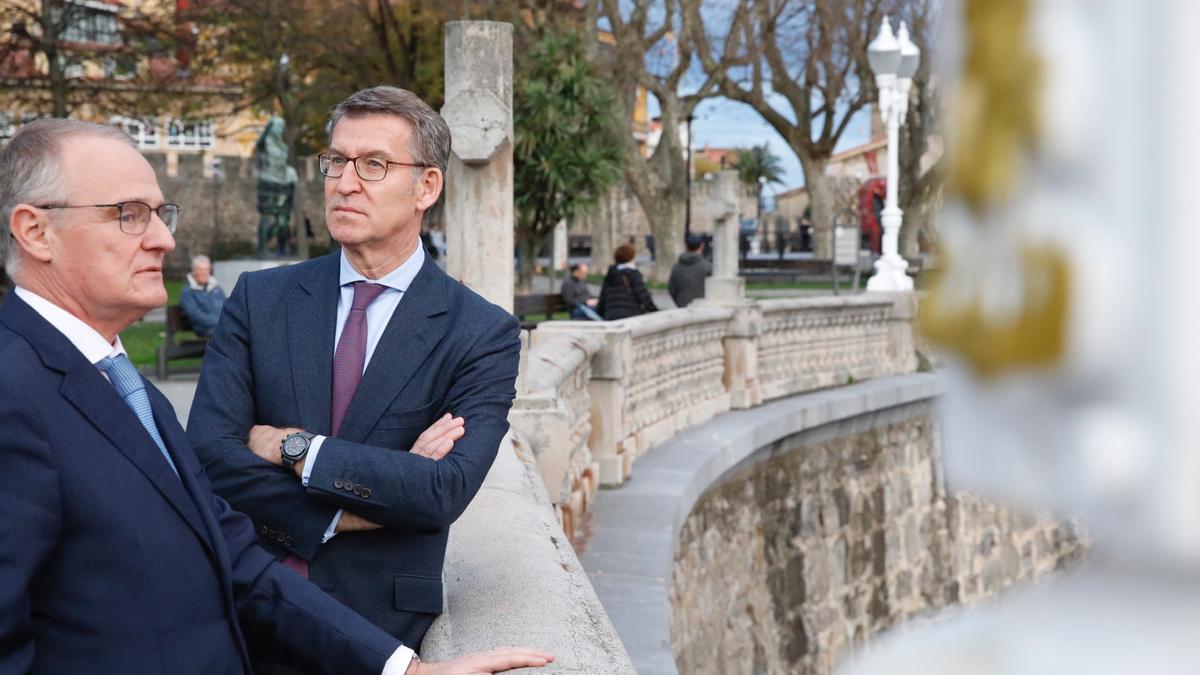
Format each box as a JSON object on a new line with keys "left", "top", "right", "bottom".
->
{"left": 865, "top": 16, "right": 919, "bottom": 292}
{"left": 685, "top": 113, "right": 694, "bottom": 239}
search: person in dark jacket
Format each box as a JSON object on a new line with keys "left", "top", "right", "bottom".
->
{"left": 179, "top": 254, "right": 226, "bottom": 336}
{"left": 561, "top": 263, "right": 601, "bottom": 320}
{"left": 597, "top": 244, "right": 657, "bottom": 320}
{"left": 667, "top": 234, "right": 711, "bottom": 308}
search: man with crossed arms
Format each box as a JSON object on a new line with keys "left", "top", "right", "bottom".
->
{"left": 188, "top": 87, "right": 523, "bottom": 674}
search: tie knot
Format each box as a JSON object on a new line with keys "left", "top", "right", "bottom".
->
{"left": 97, "top": 354, "right": 144, "bottom": 399}
{"left": 350, "top": 281, "right": 388, "bottom": 311}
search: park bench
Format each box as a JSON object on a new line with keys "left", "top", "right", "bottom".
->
{"left": 513, "top": 293, "right": 570, "bottom": 330}
{"left": 156, "top": 305, "right": 210, "bottom": 380}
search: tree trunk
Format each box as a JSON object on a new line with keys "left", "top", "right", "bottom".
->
{"left": 802, "top": 158, "right": 835, "bottom": 260}
{"left": 516, "top": 229, "right": 538, "bottom": 294}
{"left": 642, "top": 193, "right": 684, "bottom": 283}
{"left": 590, "top": 186, "right": 619, "bottom": 273}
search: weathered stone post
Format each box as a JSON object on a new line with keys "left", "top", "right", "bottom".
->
{"left": 552, "top": 220, "right": 568, "bottom": 271}
{"left": 699, "top": 170, "right": 760, "bottom": 407}
{"left": 705, "top": 169, "right": 745, "bottom": 301}
{"left": 442, "top": 21, "right": 514, "bottom": 312}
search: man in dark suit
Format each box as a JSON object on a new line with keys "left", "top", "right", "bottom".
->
{"left": 186, "top": 87, "right": 522, "bottom": 670}
{"left": 0, "top": 119, "right": 550, "bottom": 675}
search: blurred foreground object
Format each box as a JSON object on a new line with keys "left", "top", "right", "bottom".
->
{"left": 844, "top": 0, "right": 1200, "bottom": 673}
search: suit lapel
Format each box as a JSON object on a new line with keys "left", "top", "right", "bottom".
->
{"left": 288, "top": 254, "right": 340, "bottom": 435}
{"left": 0, "top": 296, "right": 217, "bottom": 555}
{"left": 336, "top": 256, "right": 449, "bottom": 443}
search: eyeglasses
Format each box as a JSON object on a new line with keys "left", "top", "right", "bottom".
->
{"left": 36, "top": 201, "right": 180, "bottom": 235}
{"left": 318, "top": 152, "right": 428, "bottom": 182}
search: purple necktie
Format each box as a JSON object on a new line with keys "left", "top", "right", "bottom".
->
{"left": 330, "top": 281, "right": 389, "bottom": 437}
{"left": 280, "top": 281, "right": 388, "bottom": 579}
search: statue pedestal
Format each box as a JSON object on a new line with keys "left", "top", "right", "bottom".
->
{"left": 213, "top": 258, "right": 302, "bottom": 295}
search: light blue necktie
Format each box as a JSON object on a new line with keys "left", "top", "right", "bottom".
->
{"left": 97, "top": 354, "right": 179, "bottom": 477}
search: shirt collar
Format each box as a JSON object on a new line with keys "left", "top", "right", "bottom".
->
{"left": 338, "top": 242, "right": 425, "bottom": 293}
{"left": 14, "top": 286, "right": 128, "bottom": 364}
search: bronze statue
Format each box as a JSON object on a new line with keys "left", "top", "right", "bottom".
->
{"left": 254, "top": 116, "right": 298, "bottom": 256}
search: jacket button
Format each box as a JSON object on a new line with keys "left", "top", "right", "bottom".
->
{"left": 284, "top": 536, "right": 294, "bottom": 547}
{"left": 334, "top": 479, "right": 344, "bottom": 489}
{"left": 259, "top": 524, "right": 269, "bottom": 535}
{"left": 360, "top": 488, "right": 371, "bottom": 499}
{"left": 275, "top": 533, "right": 286, "bottom": 543}
{"left": 345, "top": 482, "right": 356, "bottom": 492}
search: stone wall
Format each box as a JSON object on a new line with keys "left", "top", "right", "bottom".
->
{"left": 668, "top": 401, "right": 1085, "bottom": 675}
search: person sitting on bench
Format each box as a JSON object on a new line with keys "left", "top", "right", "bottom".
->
{"left": 562, "top": 263, "right": 601, "bottom": 321}
{"left": 180, "top": 254, "right": 226, "bottom": 336}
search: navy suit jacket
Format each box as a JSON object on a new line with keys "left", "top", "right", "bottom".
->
{"left": 186, "top": 253, "right": 520, "bottom": 645}
{"left": 0, "top": 293, "right": 402, "bottom": 675}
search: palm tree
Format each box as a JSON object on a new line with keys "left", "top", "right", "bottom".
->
{"left": 732, "top": 145, "right": 786, "bottom": 253}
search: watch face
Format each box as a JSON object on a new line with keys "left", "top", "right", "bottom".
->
{"left": 282, "top": 435, "right": 308, "bottom": 458}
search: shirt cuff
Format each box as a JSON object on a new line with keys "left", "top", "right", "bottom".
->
{"left": 300, "top": 435, "right": 326, "bottom": 487}
{"left": 301, "top": 436, "right": 341, "bottom": 543}
{"left": 321, "top": 510, "right": 343, "bottom": 543}
{"left": 381, "top": 646, "right": 415, "bottom": 675}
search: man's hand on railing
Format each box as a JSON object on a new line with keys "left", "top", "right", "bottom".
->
{"left": 409, "top": 647, "right": 554, "bottom": 674}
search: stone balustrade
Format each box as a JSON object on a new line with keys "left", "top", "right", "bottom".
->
{"left": 510, "top": 293, "right": 920, "bottom": 536}
{"left": 509, "top": 331, "right": 605, "bottom": 536}
{"left": 756, "top": 295, "right": 914, "bottom": 401}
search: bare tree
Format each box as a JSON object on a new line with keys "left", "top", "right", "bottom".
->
{"left": 691, "top": 0, "right": 894, "bottom": 259}
{"left": 596, "top": 0, "right": 722, "bottom": 281}
{"left": 0, "top": 1, "right": 200, "bottom": 119}
{"left": 896, "top": 0, "right": 942, "bottom": 260}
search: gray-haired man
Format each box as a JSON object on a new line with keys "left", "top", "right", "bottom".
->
{"left": 188, "top": 86, "right": 525, "bottom": 674}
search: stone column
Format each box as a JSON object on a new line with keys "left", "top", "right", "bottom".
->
{"left": 723, "top": 303, "right": 762, "bottom": 409}
{"left": 442, "top": 21, "right": 514, "bottom": 312}
{"left": 705, "top": 170, "right": 745, "bottom": 301}
{"left": 552, "top": 220, "right": 569, "bottom": 271}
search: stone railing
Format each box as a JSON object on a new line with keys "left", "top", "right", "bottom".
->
{"left": 509, "top": 293, "right": 919, "bottom": 538}
{"left": 509, "top": 331, "right": 605, "bottom": 535}
{"left": 757, "top": 295, "right": 912, "bottom": 401}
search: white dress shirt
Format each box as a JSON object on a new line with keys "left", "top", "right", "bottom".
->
{"left": 15, "top": 286, "right": 127, "bottom": 368}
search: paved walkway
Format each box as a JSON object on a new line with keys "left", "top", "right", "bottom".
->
{"left": 577, "top": 374, "right": 942, "bottom": 675}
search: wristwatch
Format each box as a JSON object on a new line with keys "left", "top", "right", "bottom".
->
{"left": 281, "top": 431, "right": 316, "bottom": 470}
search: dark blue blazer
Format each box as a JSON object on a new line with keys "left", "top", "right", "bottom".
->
{"left": 186, "top": 253, "right": 520, "bottom": 646}
{"left": 0, "top": 293, "right": 402, "bottom": 674}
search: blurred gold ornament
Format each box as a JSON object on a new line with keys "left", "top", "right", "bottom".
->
{"left": 947, "top": 0, "right": 1041, "bottom": 212}
{"left": 921, "top": 246, "right": 1069, "bottom": 377}
{"left": 925, "top": 0, "right": 1069, "bottom": 376}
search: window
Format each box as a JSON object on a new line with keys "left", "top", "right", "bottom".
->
{"left": 166, "top": 119, "right": 214, "bottom": 150}
{"left": 112, "top": 116, "right": 159, "bottom": 149}
{"left": 61, "top": 1, "right": 120, "bottom": 47}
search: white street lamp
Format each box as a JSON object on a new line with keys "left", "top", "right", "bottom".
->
{"left": 865, "top": 16, "right": 919, "bottom": 292}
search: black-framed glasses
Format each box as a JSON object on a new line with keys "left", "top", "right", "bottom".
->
{"left": 36, "top": 201, "right": 180, "bottom": 235}
{"left": 318, "top": 152, "right": 428, "bottom": 182}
